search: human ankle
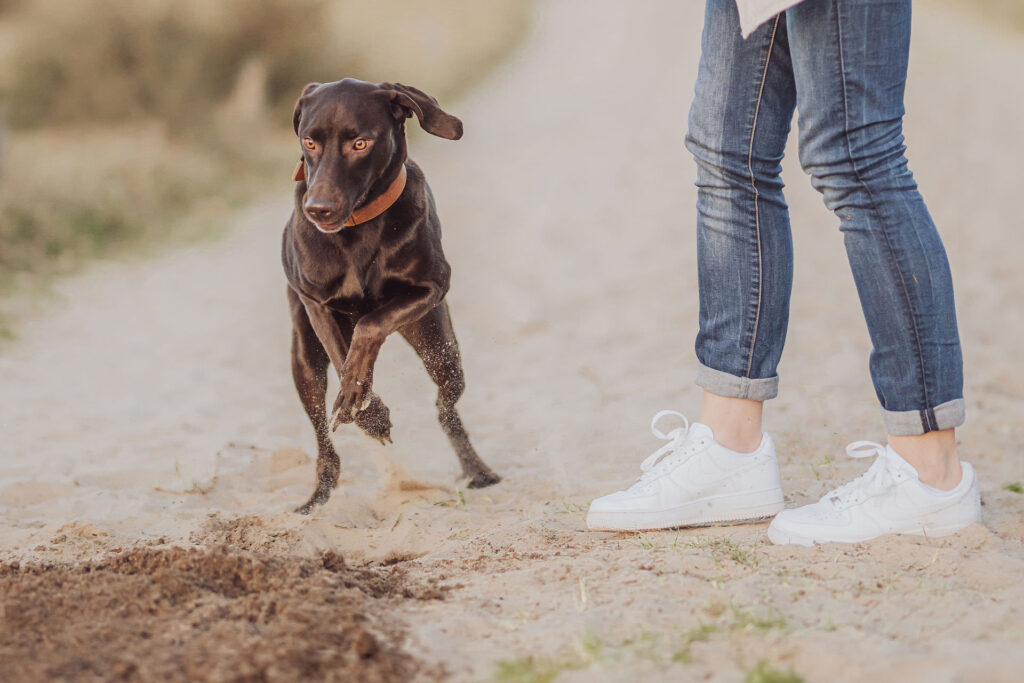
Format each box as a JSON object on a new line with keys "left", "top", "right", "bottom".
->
{"left": 890, "top": 430, "right": 962, "bottom": 491}
{"left": 699, "top": 392, "right": 763, "bottom": 453}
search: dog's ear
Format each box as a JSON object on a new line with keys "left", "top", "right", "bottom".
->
{"left": 292, "top": 82, "right": 321, "bottom": 135}
{"left": 377, "top": 82, "right": 463, "bottom": 140}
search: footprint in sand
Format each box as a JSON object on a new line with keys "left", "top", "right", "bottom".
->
{"left": 0, "top": 481, "right": 79, "bottom": 508}
{"left": 252, "top": 447, "right": 311, "bottom": 477}
{"left": 249, "top": 447, "right": 315, "bottom": 493}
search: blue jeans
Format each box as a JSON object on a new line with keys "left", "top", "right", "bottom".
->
{"left": 685, "top": 0, "right": 964, "bottom": 436}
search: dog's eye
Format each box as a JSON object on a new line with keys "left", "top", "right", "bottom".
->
{"left": 302, "top": 138, "right": 317, "bottom": 150}
{"left": 353, "top": 139, "right": 368, "bottom": 151}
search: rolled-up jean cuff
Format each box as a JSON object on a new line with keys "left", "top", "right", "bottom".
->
{"left": 881, "top": 398, "right": 966, "bottom": 436}
{"left": 695, "top": 362, "right": 779, "bottom": 401}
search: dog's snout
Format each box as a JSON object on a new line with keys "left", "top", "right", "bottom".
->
{"left": 303, "top": 198, "right": 340, "bottom": 225}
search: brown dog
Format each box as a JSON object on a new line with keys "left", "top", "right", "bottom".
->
{"left": 282, "top": 79, "right": 500, "bottom": 513}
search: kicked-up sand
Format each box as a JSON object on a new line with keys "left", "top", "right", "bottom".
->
{"left": 1, "top": 1, "right": 1022, "bottom": 681}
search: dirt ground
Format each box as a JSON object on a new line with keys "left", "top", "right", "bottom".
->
{"left": 1, "top": 1, "right": 1022, "bottom": 682}
{"left": 0, "top": 544, "right": 438, "bottom": 682}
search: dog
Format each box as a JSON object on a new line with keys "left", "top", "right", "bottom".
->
{"left": 282, "top": 79, "right": 500, "bottom": 513}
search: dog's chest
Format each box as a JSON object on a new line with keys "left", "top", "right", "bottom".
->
{"left": 313, "top": 262, "right": 383, "bottom": 313}
{"left": 339, "top": 268, "right": 364, "bottom": 299}
{"left": 287, "top": 227, "right": 385, "bottom": 309}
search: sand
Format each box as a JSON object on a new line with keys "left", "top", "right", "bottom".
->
{"left": 0, "top": 546, "right": 433, "bottom": 682}
{"left": 1, "top": 1, "right": 1022, "bottom": 681}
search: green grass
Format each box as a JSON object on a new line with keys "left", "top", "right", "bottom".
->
{"left": 744, "top": 660, "right": 805, "bottom": 683}
{"left": 629, "top": 532, "right": 664, "bottom": 550}
{"left": 493, "top": 657, "right": 579, "bottom": 683}
{"left": 494, "top": 610, "right": 790, "bottom": 680}
{"left": 558, "top": 500, "right": 587, "bottom": 517}
{"left": 700, "top": 601, "right": 789, "bottom": 637}
{"left": 622, "top": 533, "right": 762, "bottom": 569}
{"left": 1004, "top": 482, "right": 1023, "bottom": 494}
{"left": 730, "top": 608, "right": 787, "bottom": 633}
{"left": 685, "top": 535, "right": 762, "bottom": 568}
{"left": 430, "top": 486, "right": 468, "bottom": 508}
{"left": 671, "top": 622, "right": 717, "bottom": 664}
{"left": 493, "top": 629, "right": 601, "bottom": 682}
{"left": 808, "top": 453, "right": 838, "bottom": 482}
{"left": 495, "top": 655, "right": 807, "bottom": 683}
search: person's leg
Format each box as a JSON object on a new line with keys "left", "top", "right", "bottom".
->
{"left": 699, "top": 392, "right": 764, "bottom": 453}
{"left": 890, "top": 430, "right": 960, "bottom": 490}
{"left": 767, "top": 0, "right": 979, "bottom": 545}
{"left": 586, "top": 0, "right": 794, "bottom": 531}
{"left": 685, "top": 0, "right": 797, "bottom": 453}
{"left": 787, "top": 0, "right": 965, "bottom": 486}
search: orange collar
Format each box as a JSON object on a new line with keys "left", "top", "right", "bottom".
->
{"left": 292, "top": 161, "right": 408, "bottom": 227}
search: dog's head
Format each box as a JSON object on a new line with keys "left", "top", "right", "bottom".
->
{"left": 292, "top": 79, "right": 462, "bottom": 233}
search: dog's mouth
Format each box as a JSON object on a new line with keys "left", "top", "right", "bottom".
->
{"left": 311, "top": 219, "right": 346, "bottom": 234}
{"left": 303, "top": 189, "right": 367, "bottom": 234}
{"left": 303, "top": 209, "right": 353, "bottom": 234}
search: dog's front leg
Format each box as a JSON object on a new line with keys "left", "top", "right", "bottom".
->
{"left": 299, "top": 298, "right": 392, "bottom": 439}
{"left": 300, "top": 297, "right": 351, "bottom": 385}
{"left": 332, "top": 288, "right": 443, "bottom": 428}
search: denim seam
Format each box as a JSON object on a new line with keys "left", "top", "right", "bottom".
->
{"left": 832, "top": 2, "right": 932, "bottom": 424}
{"left": 743, "top": 14, "right": 782, "bottom": 379}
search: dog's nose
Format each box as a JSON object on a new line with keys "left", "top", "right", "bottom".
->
{"left": 304, "top": 199, "right": 340, "bottom": 224}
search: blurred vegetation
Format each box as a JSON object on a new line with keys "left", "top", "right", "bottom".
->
{"left": 0, "top": 0, "right": 532, "bottom": 330}
{"left": 4, "top": 0, "right": 322, "bottom": 129}
{"left": 0, "top": 0, "right": 1013, "bottom": 333}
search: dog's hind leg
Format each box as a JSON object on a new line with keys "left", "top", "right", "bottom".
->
{"left": 401, "top": 302, "right": 500, "bottom": 488}
{"left": 289, "top": 287, "right": 345, "bottom": 513}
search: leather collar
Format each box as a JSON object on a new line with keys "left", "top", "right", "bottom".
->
{"left": 292, "top": 161, "right": 408, "bottom": 227}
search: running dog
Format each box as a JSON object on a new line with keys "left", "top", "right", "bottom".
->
{"left": 282, "top": 79, "right": 500, "bottom": 513}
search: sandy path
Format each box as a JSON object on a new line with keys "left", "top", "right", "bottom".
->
{"left": 2, "top": 1, "right": 1022, "bottom": 681}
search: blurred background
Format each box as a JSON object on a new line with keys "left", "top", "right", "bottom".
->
{"left": 0, "top": 0, "right": 531, "bottom": 334}
{"left": 0, "top": 0, "right": 1020, "bottom": 336}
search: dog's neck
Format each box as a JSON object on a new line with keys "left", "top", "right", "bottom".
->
{"left": 343, "top": 163, "right": 407, "bottom": 227}
{"left": 291, "top": 157, "right": 408, "bottom": 227}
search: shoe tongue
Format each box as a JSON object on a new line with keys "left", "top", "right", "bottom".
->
{"left": 884, "top": 444, "right": 921, "bottom": 479}
{"left": 687, "top": 422, "right": 714, "bottom": 440}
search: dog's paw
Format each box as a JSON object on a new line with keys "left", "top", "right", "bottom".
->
{"left": 355, "top": 395, "right": 392, "bottom": 444}
{"left": 466, "top": 470, "right": 502, "bottom": 489}
{"left": 331, "top": 382, "right": 370, "bottom": 430}
{"left": 295, "top": 487, "right": 331, "bottom": 514}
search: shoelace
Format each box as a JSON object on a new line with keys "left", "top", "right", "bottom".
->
{"left": 635, "top": 410, "right": 699, "bottom": 484}
{"left": 823, "top": 441, "right": 900, "bottom": 508}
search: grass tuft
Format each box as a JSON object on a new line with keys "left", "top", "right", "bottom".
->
{"left": 559, "top": 500, "right": 587, "bottom": 517}
{"left": 685, "top": 535, "right": 762, "bottom": 568}
{"left": 672, "top": 621, "right": 716, "bottom": 664}
{"left": 744, "top": 660, "right": 805, "bottom": 683}
{"left": 494, "top": 657, "right": 575, "bottom": 683}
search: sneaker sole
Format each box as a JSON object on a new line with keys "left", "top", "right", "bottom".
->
{"left": 586, "top": 489, "right": 784, "bottom": 532}
{"left": 766, "top": 520, "right": 977, "bottom": 547}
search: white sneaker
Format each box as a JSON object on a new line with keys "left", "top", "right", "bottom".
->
{"left": 767, "top": 441, "right": 981, "bottom": 546}
{"left": 586, "top": 411, "right": 785, "bottom": 531}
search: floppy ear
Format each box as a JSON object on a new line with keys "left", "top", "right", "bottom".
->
{"left": 378, "top": 82, "right": 463, "bottom": 140}
{"left": 292, "top": 82, "right": 321, "bottom": 135}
